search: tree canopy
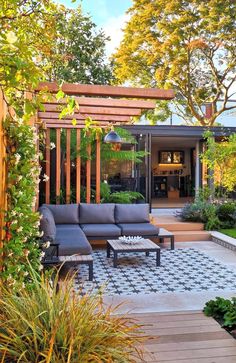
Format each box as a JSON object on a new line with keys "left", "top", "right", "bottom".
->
{"left": 113, "top": 0, "right": 236, "bottom": 126}
{"left": 47, "top": 6, "right": 113, "bottom": 84}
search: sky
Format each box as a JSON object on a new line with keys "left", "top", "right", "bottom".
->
{"left": 56, "top": 0, "right": 236, "bottom": 126}
{"left": 57, "top": 0, "right": 132, "bottom": 56}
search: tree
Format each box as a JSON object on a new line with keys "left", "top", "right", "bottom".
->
{"left": 48, "top": 6, "right": 113, "bottom": 84}
{"left": 201, "top": 131, "right": 236, "bottom": 194}
{"left": 113, "top": 0, "right": 236, "bottom": 126}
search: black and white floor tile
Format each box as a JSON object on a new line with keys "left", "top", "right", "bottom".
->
{"left": 74, "top": 248, "right": 236, "bottom": 296}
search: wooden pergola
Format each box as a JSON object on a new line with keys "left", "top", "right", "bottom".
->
{"left": 35, "top": 82, "right": 175, "bottom": 205}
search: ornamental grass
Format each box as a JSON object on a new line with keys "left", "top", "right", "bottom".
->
{"left": 0, "top": 269, "right": 145, "bottom": 362}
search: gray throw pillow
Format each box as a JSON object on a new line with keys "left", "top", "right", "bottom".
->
{"left": 79, "top": 203, "right": 115, "bottom": 224}
{"left": 43, "top": 204, "right": 79, "bottom": 224}
{"left": 115, "top": 203, "right": 150, "bottom": 224}
{"left": 39, "top": 206, "right": 56, "bottom": 242}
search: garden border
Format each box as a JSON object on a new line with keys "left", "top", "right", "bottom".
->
{"left": 211, "top": 231, "right": 236, "bottom": 252}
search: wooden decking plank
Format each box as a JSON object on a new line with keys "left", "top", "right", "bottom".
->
{"left": 143, "top": 356, "right": 236, "bottom": 363}
{"left": 148, "top": 331, "right": 233, "bottom": 344}
{"left": 129, "top": 311, "right": 204, "bottom": 320}
{"left": 144, "top": 347, "right": 236, "bottom": 361}
{"left": 143, "top": 325, "right": 223, "bottom": 335}
{"left": 146, "top": 339, "right": 236, "bottom": 353}
{"left": 134, "top": 319, "right": 219, "bottom": 329}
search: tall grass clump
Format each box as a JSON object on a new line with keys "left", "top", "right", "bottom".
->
{"left": 0, "top": 269, "right": 144, "bottom": 362}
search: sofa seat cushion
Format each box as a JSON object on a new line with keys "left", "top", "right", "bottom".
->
{"left": 115, "top": 204, "right": 150, "bottom": 224}
{"left": 79, "top": 203, "right": 115, "bottom": 224}
{"left": 43, "top": 204, "right": 79, "bottom": 224}
{"left": 39, "top": 206, "right": 56, "bottom": 242}
{"left": 80, "top": 224, "right": 121, "bottom": 237}
{"left": 55, "top": 226, "right": 92, "bottom": 256}
{"left": 117, "top": 223, "right": 159, "bottom": 236}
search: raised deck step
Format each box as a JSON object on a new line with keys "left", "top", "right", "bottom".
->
{"left": 152, "top": 215, "right": 211, "bottom": 242}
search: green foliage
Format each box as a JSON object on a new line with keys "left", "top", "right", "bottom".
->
{"left": 48, "top": 5, "right": 113, "bottom": 84}
{"left": 1, "top": 117, "right": 41, "bottom": 288}
{"left": 108, "top": 191, "right": 144, "bottom": 204}
{"left": 217, "top": 202, "right": 236, "bottom": 228}
{"left": 178, "top": 200, "right": 220, "bottom": 230}
{"left": 113, "top": 0, "right": 236, "bottom": 126}
{"left": 204, "top": 297, "right": 236, "bottom": 328}
{"left": 0, "top": 269, "right": 144, "bottom": 362}
{"left": 201, "top": 131, "right": 236, "bottom": 193}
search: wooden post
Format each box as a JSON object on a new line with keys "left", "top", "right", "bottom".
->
{"left": 96, "top": 135, "right": 101, "bottom": 203}
{"left": 86, "top": 132, "right": 91, "bottom": 203}
{"left": 66, "top": 129, "right": 71, "bottom": 204}
{"left": 56, "top": 128, "right": 61, "bottom": 204}
{"left": 76, "top": 129, "right": 81, "bottom": 203}
{"left": 45, "top": 128, "right": 51, "bottom": 204}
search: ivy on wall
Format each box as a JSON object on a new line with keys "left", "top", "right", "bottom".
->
{"left": 1, "top": 117, "right": 43, "bottom": 288}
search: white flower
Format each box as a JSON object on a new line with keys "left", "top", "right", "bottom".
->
{"left": 18, "top": 176, "right": 22, "bottom": 181}
{"left": 40, "top": 251, "right": 45, "bottom": 258}
{"left": 50, "top": 142, "right": 56, "bottom": 150}
{"left": 11, "top": 210, "right": 17, "bottom": 216}
{"left": 18, "top": 191, "right": 23, "bottom": 196}
{"left": 8, "top": 252, "right": 13, "bottom": 257}
{"left": 43, "top": 174, "right": 49, "bottom": 182}
{"left": 11, "top": 219, "right": 17, "bottom": 224}
{"left": 24, "top": 271, "right": 29, "bottom": 276}
{"left": 39, "top": 264, "right": 44, "bottom": 271}
{"left": 17, "top": 226, "right": 23, "bottom": 232}
{"left": 15, "top": 153, "right": 21, "bottom": 164}
{"left": 43, "top": 241, "right": 50, "bottom": 249}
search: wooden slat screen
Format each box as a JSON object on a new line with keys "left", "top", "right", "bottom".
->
{"left": 86, "top": 134, "right": 91, "bottom": 203}
{"left": 76, "top": 129, "right": 81, "bottom": 203}
{"left": 45, "top": 128, "right": 50, "bottom": 204}
{"left": 56, "top": 128, "right": 61, "bottom": 204}
{"left": 66, "top": 129, "right": 71, "bottom": 203}
{"left": 96, "top": 136, "right": 101, "bottom": 203}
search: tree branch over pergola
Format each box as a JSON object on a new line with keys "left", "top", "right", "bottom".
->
{"left": 113, "top": 0, "right": 236, "bottom": 126}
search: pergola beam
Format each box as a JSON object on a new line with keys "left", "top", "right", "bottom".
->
{"left": 44, "top": 97, "right": 157, "bottom": 109}
{"left": 41, "top": 106, "right": 142, "bottom": 116}
{"left": 37, "top": 82, "right": 175, "bottom": 100}
{"left": 40, "top": 114, "right": 132, "bottom": 122}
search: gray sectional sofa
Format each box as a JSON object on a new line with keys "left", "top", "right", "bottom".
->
{"left": 39, "top": 203, "right": 159, "bottom": 257}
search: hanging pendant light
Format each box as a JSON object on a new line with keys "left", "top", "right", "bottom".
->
{"left": 103, "top": 130, "right": 122, "bottom": 144}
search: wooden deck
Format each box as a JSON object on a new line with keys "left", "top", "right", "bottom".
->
{"left": 131, "top": 310, "right": 236, "bottom": 362}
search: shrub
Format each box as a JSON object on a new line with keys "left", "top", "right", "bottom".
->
{"left": 217, "top": 202, "right": 236, "bottom": 228}
{"left": 204, "top": 296, "right": 236, "bottom": 328}
{"left": 109, "top": 191, "right": 144, "bottom": 204}
{"left": 178, "top": 201, "right": 220, "bottom": 230}
{"left": 0, "top": 269, "right": 144, "bottom": 362}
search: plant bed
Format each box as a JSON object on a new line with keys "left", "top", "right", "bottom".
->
{"left": 203, "top": 297, "right": 236, "bottom": 339}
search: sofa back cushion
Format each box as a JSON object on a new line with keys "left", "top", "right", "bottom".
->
{"left": 115, "top": 203, "right": 150, "bottom": 224}
{"left": 39, "top": 206, "right": 56, "bottom": 241}
{"left": 79, "top": 203, "right": 115, "bottom": 224}
{"left": 43, "top": 204, "right": 79, "bottom": 224}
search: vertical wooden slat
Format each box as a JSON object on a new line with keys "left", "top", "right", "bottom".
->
{"left": 86, "top": 132, "right": 91, "bottom": 203}
{"left": 76, "top": 129, "right": 81, "bottom": 203}
{"left": 45, "top": 128, "right": 50, "bottom": 204}
{"left": 66, "top": 129, "right": 71, "bottom": 204}
{"left": 56, "top": 128, "right": 61, "bottom": 204}
{"left": 96, "top": 135, "right": 101, "bottom": 203}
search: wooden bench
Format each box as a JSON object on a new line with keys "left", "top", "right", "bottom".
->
{"left": 158, "top": 228, "right": 175, "bottom": 250}
{"left": 58, "top": 254, "right": 93, "bottom": 281}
